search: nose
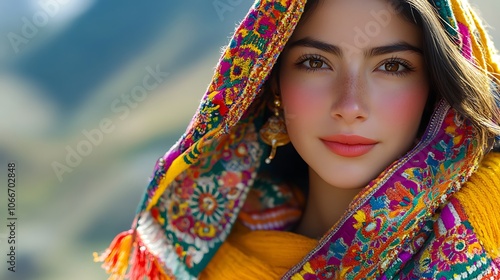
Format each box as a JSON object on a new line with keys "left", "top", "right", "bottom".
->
{"left": 330, "top": 73, "right": 367, "bottom": 123}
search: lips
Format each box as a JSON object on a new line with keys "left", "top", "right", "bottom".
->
{"left": 320, "top": 135, "right": 378, "bottom": 157}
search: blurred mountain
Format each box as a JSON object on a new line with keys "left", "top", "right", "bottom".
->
{"left": 4, "top": 0, "right": 247, "bottom": 115}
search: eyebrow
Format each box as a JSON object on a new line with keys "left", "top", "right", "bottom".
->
{"left": 287, "top": 37, "right": 423, "bottom": 57}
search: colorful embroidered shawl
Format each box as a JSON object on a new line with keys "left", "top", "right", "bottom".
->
{"left": 95, "top": 0, "right": 500, "bottom": 279}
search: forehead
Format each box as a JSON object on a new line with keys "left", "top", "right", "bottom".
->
{"left": 290, "top": 0, "right": 422, "bottom": 49}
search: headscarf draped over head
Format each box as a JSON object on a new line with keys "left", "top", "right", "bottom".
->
{"left": 95, "top": 0, "right": 500, "bottom": 279}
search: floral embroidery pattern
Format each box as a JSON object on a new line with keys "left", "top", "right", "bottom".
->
{"left": 190, "top": 185, "right": 225, "bottom": 226}
{"left": 396, "top": 199, "right": 497, "bottom": 279}
{"left": 138, "top": 118, "right": 264, "bottom": 277}
{"left": 238, "top": 176, "right": 303, "bottom": 231}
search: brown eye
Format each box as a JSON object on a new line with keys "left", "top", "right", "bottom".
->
{"left": 384, "top": 62, "right": 401, "bottom": 72}
{"left": 309, "top": 59, "right": 324, "bottom": 69}
{"left": 377, "top": 58, "right": 413, "bottom": 76}
{"left": 297, "top": 56, "right": 330, "bottom": 71}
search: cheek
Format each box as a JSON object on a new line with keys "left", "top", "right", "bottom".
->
{"left": 280, "top": 80, "right": 328, "bottom": 123}
{"left": 378, "top": 84, "right": 428, "bottom": 129}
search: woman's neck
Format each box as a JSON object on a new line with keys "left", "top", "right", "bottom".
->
{"left": 294, "top": 168, "right": 364, "bottom": 239}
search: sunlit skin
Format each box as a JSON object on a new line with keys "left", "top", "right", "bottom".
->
{"left": 278, "top": 0, "right": 429, "bottom": 238}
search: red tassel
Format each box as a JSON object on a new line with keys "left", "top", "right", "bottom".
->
{"left": 95, "top": 229, "right": 172, "bottom": 280}
{"left": 148, "top": 257, "right": 170, "bottom": 280}
{"left": 94, "top": 230, "right": 135, "bottom": 279}
{"left": 127, "top": 240, "right": 171, "bottom": 280}
{"left": 128, "top": 241, "right": 147, "bottom": 279}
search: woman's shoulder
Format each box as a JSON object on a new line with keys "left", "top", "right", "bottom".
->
{"left": 452, "top": 151, "right": 500, "bottom": 261}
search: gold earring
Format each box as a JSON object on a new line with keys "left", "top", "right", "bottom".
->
{"left": 259, "top": 94, "right": 290, "bottom": 164}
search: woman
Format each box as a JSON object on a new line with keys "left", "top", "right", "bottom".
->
{"left": 95, "top": 0, "right": 500, "bottom": 279}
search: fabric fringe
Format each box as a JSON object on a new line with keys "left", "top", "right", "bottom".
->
{"left": 93, "top": 229, "right": 135, "bottom": 279}
{"left": 94, "top": 229, "right": 171, "bottom": 280}
{"left": 128, "top": 241, "right": 171, "bottom": 280}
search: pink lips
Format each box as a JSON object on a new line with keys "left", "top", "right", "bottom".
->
{"left": 321, "top": 135, "right": 378, "bottom": 157}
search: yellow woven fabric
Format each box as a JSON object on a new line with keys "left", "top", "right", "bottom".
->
{"left": 454, "top": 152, "right": 500, "bottom": 259}
{"left": 200, "top": 222, "right": 318, "bottom": 280}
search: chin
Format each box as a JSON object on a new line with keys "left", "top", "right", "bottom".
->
{"left": 315, "top": 164, "right": 379, "bottom": 188}
{"left": 332, "top": 182, "right": 371, "bottom": 190}
{"left": 322, "top": 175, "right": 374, "bottom": 190}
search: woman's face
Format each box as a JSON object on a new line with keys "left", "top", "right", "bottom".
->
{"left": 279, "top": 0, "right": 429, "bottom": 189}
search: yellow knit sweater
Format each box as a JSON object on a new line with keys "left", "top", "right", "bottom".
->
{"left": 200, "top": 152, "right": 500, "bottom": 279}
{"left": 454, "top": 152, "right": 500, "bottom": 260}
